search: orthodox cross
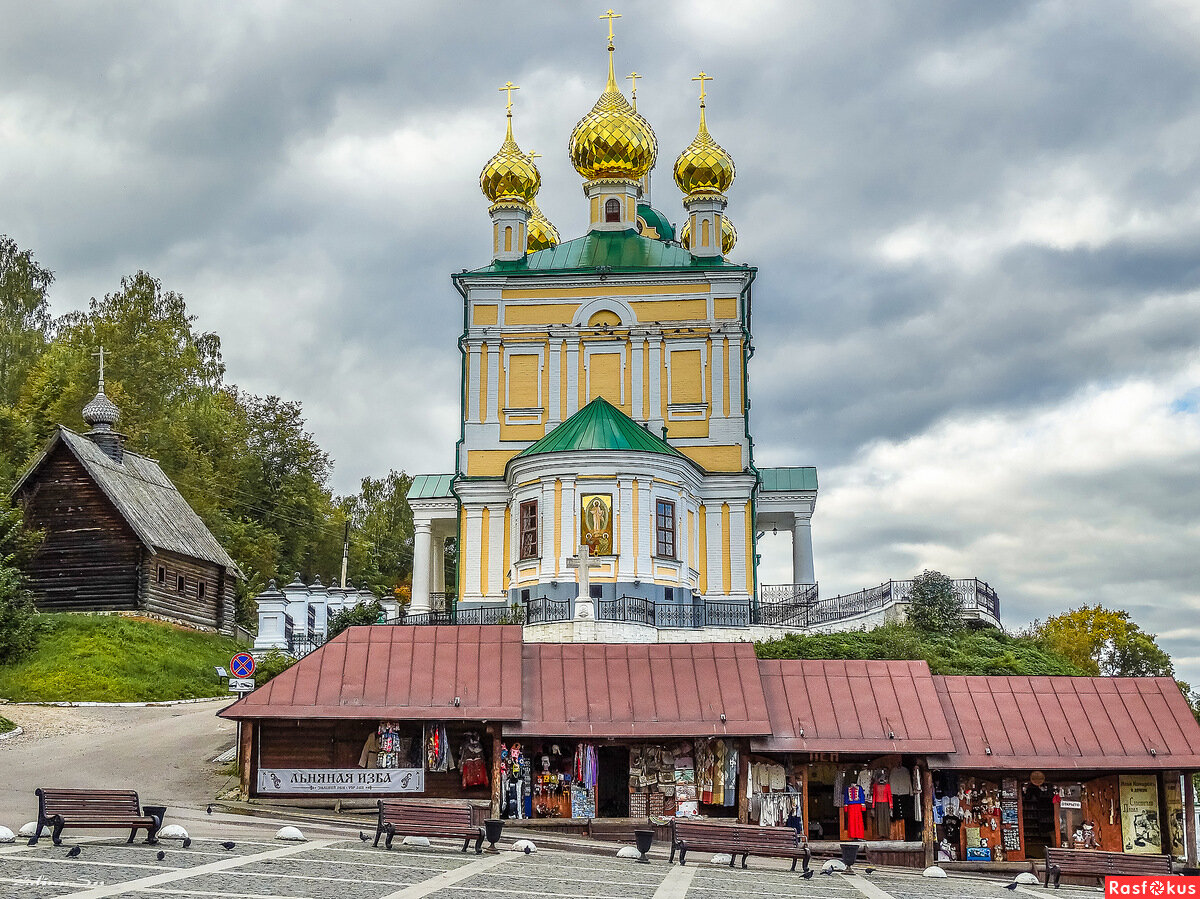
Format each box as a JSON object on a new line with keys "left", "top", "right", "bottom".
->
{"left": 600, "top": 9, "right": 621, "bottom": 46}
{"left": 92, "top": 346, "right": 107, "bottom": 391}
{"left": 627, "top": 71, "right": 641, "bottom": 109}
{"left": 527, "top": 149, "right": 541, "bottom": 164}
{"left": 692, "top": 71, "right": 712, "bottom": 105}
{"left": 566, "top": 543, "right": 604, "bottom": 613}
{"left": 499, "top": 81, "right": 520, "bottom": 113}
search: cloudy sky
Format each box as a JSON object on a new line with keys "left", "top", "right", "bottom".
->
{"left": 4, "top": 1, "right": 1199, "bottom": 682}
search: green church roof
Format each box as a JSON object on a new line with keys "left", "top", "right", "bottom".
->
{"left": 637, "top": 203, "right": 676, "bottom": 241}
{"left": 515, "top": 397, "right": 694, "bottom": 465}
{"left": 758, "top": 466, "right": 818, "bottom": 492}
{"left": 462, "top": 229, "right": 744, "bottom": 276}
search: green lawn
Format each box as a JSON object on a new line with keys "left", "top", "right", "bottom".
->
{"left": 0, "top": 614, "right": 250, "bottom": 703}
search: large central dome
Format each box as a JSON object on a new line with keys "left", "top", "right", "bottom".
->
{"left": 568, "top": 47, "right": 657, "bottom": 181}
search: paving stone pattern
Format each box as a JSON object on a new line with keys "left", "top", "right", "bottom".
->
{"left": 0, "top": 837, "right": 1108, "bottom": 899}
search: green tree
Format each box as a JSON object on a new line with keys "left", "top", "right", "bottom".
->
{"left": 327, "top": 600, "right": 384, "bottom": 640}
{"left": 0, "top": 235, "right": 53, "bottom": 407}
{"left": 905, "top": 570, "right": 964, "bottom": 634}
{"left": 344, "top": 470, "right": 414, "bottom": 595}
{"left": 0, "top": 499, "right": 43, "bottom": 664}
{"left": 1033, "top": 606, "right": 1174, "bottom": 677}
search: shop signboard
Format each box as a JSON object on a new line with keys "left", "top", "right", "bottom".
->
{"left": 257, "top": 768, "right": 424, "bottom": 794}
{"left": 1163, "top": 776, "right": 1186, "bottom": 861}
{"left": 1119, "top": 774, "right": 1162, "bottom": 854}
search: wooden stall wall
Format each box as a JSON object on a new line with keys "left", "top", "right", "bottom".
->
{"left": 17, "top": 444, "right": 142, "bottom": 612}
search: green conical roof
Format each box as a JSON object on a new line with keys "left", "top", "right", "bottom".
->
{"left": 515, "top": 397, "right": 692, "bottom": 463}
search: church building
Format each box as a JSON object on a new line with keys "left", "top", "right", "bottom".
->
{"left": 406, "top": 18, "right": 816, "bottom": 635}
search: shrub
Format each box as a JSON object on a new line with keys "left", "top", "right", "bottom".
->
{"left": 327, "top": 600, "right": 384, "bottom": 640}
{"left": 254, "top": 649, "right": 297, "bottom": 686}
{"left": 0, "top": 565, "right": 42, "bottom": 665}
{"left": 906, "top": 569, "right": 964, "bottom": 634}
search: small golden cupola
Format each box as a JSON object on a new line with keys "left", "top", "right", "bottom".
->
{"left": 674, "top": 72, "right": 735, "bottom": 257}
{"left": 567, "top": 10, "right": 658, "bottom": 232}
{"left": 524, "top": 151, "right": 560, "bottom": 253}
{"left": 480, "top": 82, "right": 541, "bottom": 261}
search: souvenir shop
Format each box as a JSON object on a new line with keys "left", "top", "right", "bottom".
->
{"left": 801, "top": 758, "right": 925, "bottom": 842}
{"left": 495, "top": 738, "right": 742, "bottom": 822}
{"left": 926, "top": 770, "right": 1193, "bottom": 864}
{"left": 250, "top": 717, "right": 495, "bottom": 800}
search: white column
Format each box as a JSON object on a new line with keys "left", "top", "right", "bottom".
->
{"left": 431, "top": 531, "right": 445, "bottom": 595}
{"left": 411, "top": 520, "right": 433, "bottom": 613}
{"left": 792, "top": 514, "right": 815, "bottom": 584}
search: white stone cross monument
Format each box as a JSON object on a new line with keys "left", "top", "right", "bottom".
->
{"left": 566, "top": 543, "right": 604, "bottom": 620}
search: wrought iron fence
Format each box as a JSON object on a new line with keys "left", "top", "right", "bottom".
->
{"left": 597, "top": 594, "right": 655, "bottom": 625}
{"left": 759, "top": 577, "right": 1001, "bottom": 628}
{"left": 388, "top": 604, "right": 527, "bottom": 626}
{"left": 525, "top": 595, "right": 571, "bottom": 625}
{"left": 287, "top": 630, "right": 325, "bottom": 658}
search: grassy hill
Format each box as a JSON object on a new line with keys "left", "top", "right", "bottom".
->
{"left": 756, "top": 622, "right": 1087, "bottom": 676}
{"left": 0, "top": 614, "right": 249, "bottom": 703}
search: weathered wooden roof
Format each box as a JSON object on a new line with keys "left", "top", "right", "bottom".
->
{"left": 13, "top": 428, "right": 242, "bottom": 576}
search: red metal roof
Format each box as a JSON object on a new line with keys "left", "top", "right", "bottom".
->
{"left": 508, "top": 642, "right": 772, "bottom": 738}
{"left": 930, "top": 675, "right": 1200, "bottom": 770}
{"left": 751, "top": 659, "right": 957, "bottom": 754}
{"left": 219, "top": 626, "right": 524, "bottom": 721}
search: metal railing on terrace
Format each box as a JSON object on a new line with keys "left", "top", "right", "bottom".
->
{"left": 758, "top": 577, "right": 1000, "bottom": 627}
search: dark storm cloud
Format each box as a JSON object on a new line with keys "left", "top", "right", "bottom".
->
{"left": 3, "top": 1, "right": 1198, "bottom": 681}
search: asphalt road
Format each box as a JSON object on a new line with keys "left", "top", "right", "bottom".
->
{"left": 0, "top": 698, "right": 237, "bottom": 830}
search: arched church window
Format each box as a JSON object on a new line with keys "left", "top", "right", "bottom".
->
{"left": 605, "top": 198, "right": 621, "bottom": 222}
{"left": 519, "top": 500, "right": 538, "bottom": 559}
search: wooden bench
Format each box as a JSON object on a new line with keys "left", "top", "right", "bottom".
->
{"left": 1045, "top": 847, "right": 1172, "bottom": 887}
{"left": 670, "top": 819, "right": 811, "bottom": 871}
{"left": 32, "top": 788, "right": 163, "bottom": 846}
{"left": 374, "top": 800, "right": 488, "bottom": 853}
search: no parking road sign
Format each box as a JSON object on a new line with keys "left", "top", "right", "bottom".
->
{"left": 230, "top": 652, "right": 255, "bottom": 679}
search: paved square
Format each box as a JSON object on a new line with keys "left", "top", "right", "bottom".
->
{"left": 0, "top": 837, "right": 1109, "bottom": 899}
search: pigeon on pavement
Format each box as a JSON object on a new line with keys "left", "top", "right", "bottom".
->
{"left": 359, "top": 831, "right": 369, "bottom": 842}
{"left": 206, "top": 806, "right": 213, "bottom": 815}
{"left": 156, "top": 850, "right": 166, "bottom": 861}
{"left": 221, "top": 841, "right": 236, "bottom": 850}
{"left": 66, "top": 846, "right": 81, "bottom": 858}
{"left": 864, "top": 867, "right": 876, "bottom": 874}
{"left": 801, "top": 869, "right": 815, "bottom": 879}
{"left": 1004, "top": 884, "right": 1020, "bottom": 892}
{"left": 182, "top": 837, "right": 192, "bottom": 848}
{"left": 819, "top": 868, "right": 834, "bottom": 875}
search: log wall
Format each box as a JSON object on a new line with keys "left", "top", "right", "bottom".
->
{"left": 140, "top": 548, "right": 229, "bottom": 632}
{"left": 17, "top": 444, "right": 141, "bottom": 612}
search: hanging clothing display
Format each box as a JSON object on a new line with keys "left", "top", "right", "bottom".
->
{"left": 833, "top": 769, "right": 846, "bottom": 808}
{"left": 845, "top": 785, "right": 867, "bottom": 840}
{"left": 873, "top": 776, "right": 893, "bottom": 834}
{"left": 695, "top": 740, "right": 715, "bottom": 804}
{"left": 459, "top": 731, "right": 489, "bottom": 789}
{"left": 889, "top": 765, "right": 913, "bottom": 795}
{"left": 427, "top": 724, "right": 454, "bottom": 772}
{"left": 499, "top": 742, "right": 529, "bottom": 819}
{"left": 711, "top": 741, "right": 726, "bottom": 806}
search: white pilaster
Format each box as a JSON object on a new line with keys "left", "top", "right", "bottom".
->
{"left": 411, "top": 521, "right": 433, "bottom": 613}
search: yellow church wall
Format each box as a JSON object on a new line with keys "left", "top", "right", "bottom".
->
{"left": 478, "top": 341, "right": 488, "bottom": 423}
{"left": 501, "top": 283, "right": 708, "bottom": 301}
{"left": 713, "top": 297, "right": 738, "bottom": 320}
{"left": 508, "top": 353, "right": 539, "bottom": 408}
{"left": 588, "top": 351, "right": 622, "bottom": 405}
{"left": 504, "top": 303, "right": 579, "bottom": 325}
{"left": 466, "top": 450, "right": 515, "bottom": 477}
{"left": 502, "top": 506, "right": 511, "bottom": 591}
{"left": 680, "top": 445, "right": 743, "bottom": 472}
{"left": 670, "top": 350, "right": 703, "bottom": 405}
{"left": 630, "top": 299, "right": 708, "bottom": 321}
{"left": 559, "top": 342, "right": 568, "bottom": 420}
{"left": 698, "top": 504, "right": 708, "bottom": 593}
{"left": 473, "top": 304, "right": 498, "bottom": 326}
{"left": 722, "top": 338, "right": 730, "bottom": 417}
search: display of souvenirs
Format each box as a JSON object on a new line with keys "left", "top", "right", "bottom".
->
{"left": 499, "top": 742, "right": 529, "bottom": 820}
{"left": 427, "top": 724, "right": 454, "bottom": 772}
{"left": 571, "top": 783, "right": 596, "bottom": 818}
{"left": 459, "top": 731, "right": 488, "bottom": 789}
{"left": 365, "top": 721, "right": 420, "bottom": 770}
{"left": 693, "top": 738, "right": 738, "bottom": 807}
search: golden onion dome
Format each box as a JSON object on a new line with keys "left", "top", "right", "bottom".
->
{"left": 527, "top": 198, "right": 559, "bottom": 253}
{"left": 480, "top": 111, "right": 540, "bottom": 204}
{"left": 674, "top": 77, "right": 735, "bottom": 197}
{"left": 680, "top": 214, "right": 737, "bottom": 255}
{"left": 568, "top": 43, "right": 658, "bottom": 181}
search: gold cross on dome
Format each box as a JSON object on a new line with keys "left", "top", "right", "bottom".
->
{"left": 692, "top": 71, "right": 713, "bottom": 104}
{"left": 626, "top": 71, "right": 641, "bottom": 96}
{"left": 527, "top": 150, "right": 541, "bottom": 160}
{"left": 498, "top": 81, "right": 520, "bottom": 113}
{"left": 600, "top": 9, "right": 621, "bottom": 44}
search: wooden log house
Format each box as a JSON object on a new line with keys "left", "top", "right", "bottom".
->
{"left": 10, "top": 380, "right": 242, "bottom": 633}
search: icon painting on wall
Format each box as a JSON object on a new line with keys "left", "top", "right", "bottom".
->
{"left": 580, "top": 494, "right": 613, "bottom": 556}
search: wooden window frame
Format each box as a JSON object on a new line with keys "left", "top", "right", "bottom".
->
{"left": 605, "top": 198, "right": 621, "bottom": 222}
{"left": 157, "top": 566, "right": 166, "bottom": 584}
{"left": 198, "top": 581, "right": 206, "bottom": 600}
{"left": 519, "top": 499, "right": 539, "bottom": 560}
{"left": 176, "top": 574, "right": 185, "bottom": 593}
{"left": 655, "top": 499, "right": 677, "bottom": 560}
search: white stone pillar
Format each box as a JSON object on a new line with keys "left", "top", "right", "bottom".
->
{"left": 792, "top": 515, "right": 815, "bottom": 585}
{"left": 411, "top": 521, "right": 433, "bottom": 613}
{"left": 253, "top": 582, "right": 289, "bottom": 651}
